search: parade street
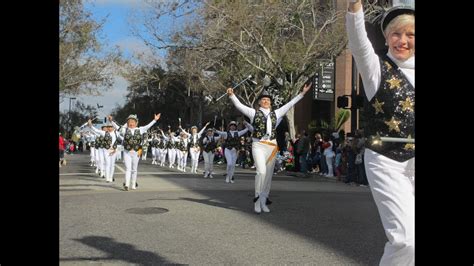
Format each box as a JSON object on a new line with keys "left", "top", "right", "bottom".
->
{"left": 60, "top": 152, "right": 386, "bottom": 265}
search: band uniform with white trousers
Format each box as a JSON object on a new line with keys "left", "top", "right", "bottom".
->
{"left": 202, "top": 133, "right": 222, "bottom": 178}
{"left": 89, "top": 125, "right": 121, "bottom": 183}
{"left": 347, "top": 5, "right": 414, "bottom": 265}
{"left": 229, "top": 91, "right": 305, "bottom": 213}
{"left": 113, "top": 119, "right": 157, "bottom": 190}
{"left": 181, "top": 126, "right": 207, "bottom": 174}
{"left": 216, "top": 127, "right": 249, "bottom": 183}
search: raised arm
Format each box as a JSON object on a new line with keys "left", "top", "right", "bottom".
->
{"left": 346, "top": 0, "right": 381, "bottom": 101}
{"left": 87, "top": 119, "right": 105, "bottom": 137}
{"left": 215, "top": 130, "right": 228, "bottom": 139}
{"left": 237, "top": 127, "right": 249, "bottom": 137}
{"left": 275, "top": 83, "right": 311, "bottom": 119}
{"left": 179, "top": 126, "right": 191, "bottom": 138}
{"left": 197, "top": 122, "right": 210, "bottom": 138}
{"left": 227, "top": 88, "right": 256, "bottom": 120}
{"left": 139, "top": 113, "right": 161, "bottom": 134}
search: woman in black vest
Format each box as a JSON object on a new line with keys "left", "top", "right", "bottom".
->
{"left": 112, "top": 114, "right": 161, "bottom": 191}
{"left": 202, "top": 128, "right": 222, "bottom": 178}
{"left": 227, "top": 83, "right": 311, "bottom": 214}
{"left": 88, "top": 120, "right": 121, "bottom": 183}
{"left": 216, "top": 121, "right": 249, "bottom": 184}
{"left": 347, "top": 1, "right": 414, "bottom": 265}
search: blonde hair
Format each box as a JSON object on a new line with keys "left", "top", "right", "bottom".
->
{"left": 384, "top": 14, "right": 415, "bottom": 38}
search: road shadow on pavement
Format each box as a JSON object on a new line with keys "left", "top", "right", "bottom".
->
{"left": 60, "top": 235, "right": 183, "bottom": 265}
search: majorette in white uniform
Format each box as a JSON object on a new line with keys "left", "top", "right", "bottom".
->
{"left": 179, "top": 122, "right": 210, "bottom": 174}
{"left": 227, "top": 83, "right": 311, "bottom": 213}
{"left": 112, "top": 113, "right": 161, "bottom": 191}
{"left": 216, "top": 122, "right": 249, "bottom": 184}
{"left": 346, "top": 2, "right": 415, "bottom": 264}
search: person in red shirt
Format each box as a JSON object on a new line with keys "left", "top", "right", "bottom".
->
{"left": 59, "top": 133, "right": 65, "bottom": 167}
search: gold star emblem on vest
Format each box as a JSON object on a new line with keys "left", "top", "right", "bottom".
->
{"left": 385, "top": 117, "right": 401, "bottom": 132}
{"left": 386, "top": 76, "right": 402, "bottom": 90}
{"left": 399, "top": 97, "right": 414, "bottom": 112}
{"left": 372, "top": 99, "right": 385, "bottom": 114}
{"left": 404, "top": 135, "right": 415, "bottom": 151}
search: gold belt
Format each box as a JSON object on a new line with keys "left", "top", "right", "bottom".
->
{"left": 259, "top": 141, "right": 279, "bottom": 164}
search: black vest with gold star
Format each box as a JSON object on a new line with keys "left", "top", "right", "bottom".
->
{"left": 158, "top": 138, "right": 166, "bottom": 149}
{"left": 225, "top": 131, "right": 240, "bottom": 149}
{"left": 123, "top": 128, "right": 142, "bottom": 151}
{"left": 190, "top": 135, "right": 200, "bottom": 148}
{"left": 364, "top": 55, "right": 415, "bottom": 162}
{"left": 203, "top": 136, "right": 217, "bottom": 152}
{"left": 252, "top": 110, "right": 277, "bottom": 139}
{"left": 166, "top": 138, "right": 176, "bottom": 149}
{"left": 150, "top": 138, "right": 159, "bottom": 148}
{"left": 103, "top": 131, "right": 118, "bottom": 150}
{"left": 178, "top": 138, "right": 188, "bottom": 151}
{"left": 96, "top": 135, "right": 104, "bottom": 149}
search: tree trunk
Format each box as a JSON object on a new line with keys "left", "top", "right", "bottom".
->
{"left": 286, "top": 106, "right": 296, "bottom": 140}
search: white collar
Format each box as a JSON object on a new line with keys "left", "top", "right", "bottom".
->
{"left": 258, "top": 107, "right": 271, "bottom": 115}
{"left": 387, "top": 51, "right": 414, "bottom": 70}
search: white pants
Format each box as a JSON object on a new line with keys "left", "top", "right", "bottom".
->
{"left": 141, "top": 147, "right": 148, "bottom": 160}
{"left": 104, "top": 149, "right": 117, "bottom": 182}
{"left": 90, "top": 147, "right": 95, "bottom": 163}
{"left": 252, "top": 140, "right": 278, "bottom": 198}
{"left": 190, "top": 147, "right": 200, "bottom": 172}
{"left": 99, "top": 148, "right": 106, "bottom": 175}
{"left": 168, "top": 148, "right": 176, "bottom": 167}
{"left": 224, "top": 147, "right": 238, "bottom": 181}
{"left": 94, "top": 148, "right": 101, "bottom": 171}
{"left": 325, "top": 155, "right": 334, "bottom": 177}
{"left": 177, "top": 150, "right": 188, "bottom": 170}
{"left": 152, "top": 147, "right": 159, "bottom": 162}
{"left": 365, "top": 149, "right": 414, "bottom": 266}
{"left": 123, "top": 150, "right": 140, "bottom": 189}
{"left": 159, "top": 148, "right": 167, "bottom": 165}
{"left": 202, "top": 151, "right": 215, "bottom": 176}
{"left": 116, "top": 146, "right": 122, "bottom": 161}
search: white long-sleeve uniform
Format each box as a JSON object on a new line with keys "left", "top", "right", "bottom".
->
{"left": 113, "top": 119, "right": 157, "bottom": 189}
{"left": 216, "top": 128, "right": 249, "bottom": 183}
{"left": 346, "top": 8, "right": 414, "bottom": 266}
{"left": 201, "top": 134, "right": 222, "bottom": 178}
{"left": 229, "top": 92, "right": 305, "bottom": 212}
{"left": 89, "top": 126, "right": 121, "bottom": 182}
{"left": 181, "top": 127, "right": 207, "bottom": 173}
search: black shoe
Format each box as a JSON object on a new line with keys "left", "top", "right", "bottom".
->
{"left": 113, "top": 178, "right": 115, "bottom": 182}
{"left": 266, "top": 198, "right": 272, "bottom": 205}
{"left": 136, "top": 182, "right": 138, "bottom": 188}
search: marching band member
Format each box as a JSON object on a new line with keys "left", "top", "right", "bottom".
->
{"left": 87, "top": 120, "right": 121, "bottom": 183}
{"left": 346, "top": 1, "right": 415, "bottom": 264}
{"left": 216, "top": 122, "right": 249, "bottom": 184}
{"left": 227, "top": 83, "right": 311, "bottom": 213}
{"left": 111, "top": 114, "right": 161, "bottom": 191}
{"left": 179, "top": 122, "right": 210, "bottom": 174}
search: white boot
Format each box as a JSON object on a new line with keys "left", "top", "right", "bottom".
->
{"left": 225, "top": 175, "right": 230, "bottom": 183}
{"left": 254, "top": 196, "right": 261, "bottom": 214}
{"left": 260, "top": 196, "right": 270, "bottom": 213}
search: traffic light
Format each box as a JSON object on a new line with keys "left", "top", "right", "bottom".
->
{"left": 337, "top": 95, "right": 349, "bottom": 108}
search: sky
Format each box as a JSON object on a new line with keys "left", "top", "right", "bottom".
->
{"left": 59, "top": 0, "right": 168, "bottom": 117}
